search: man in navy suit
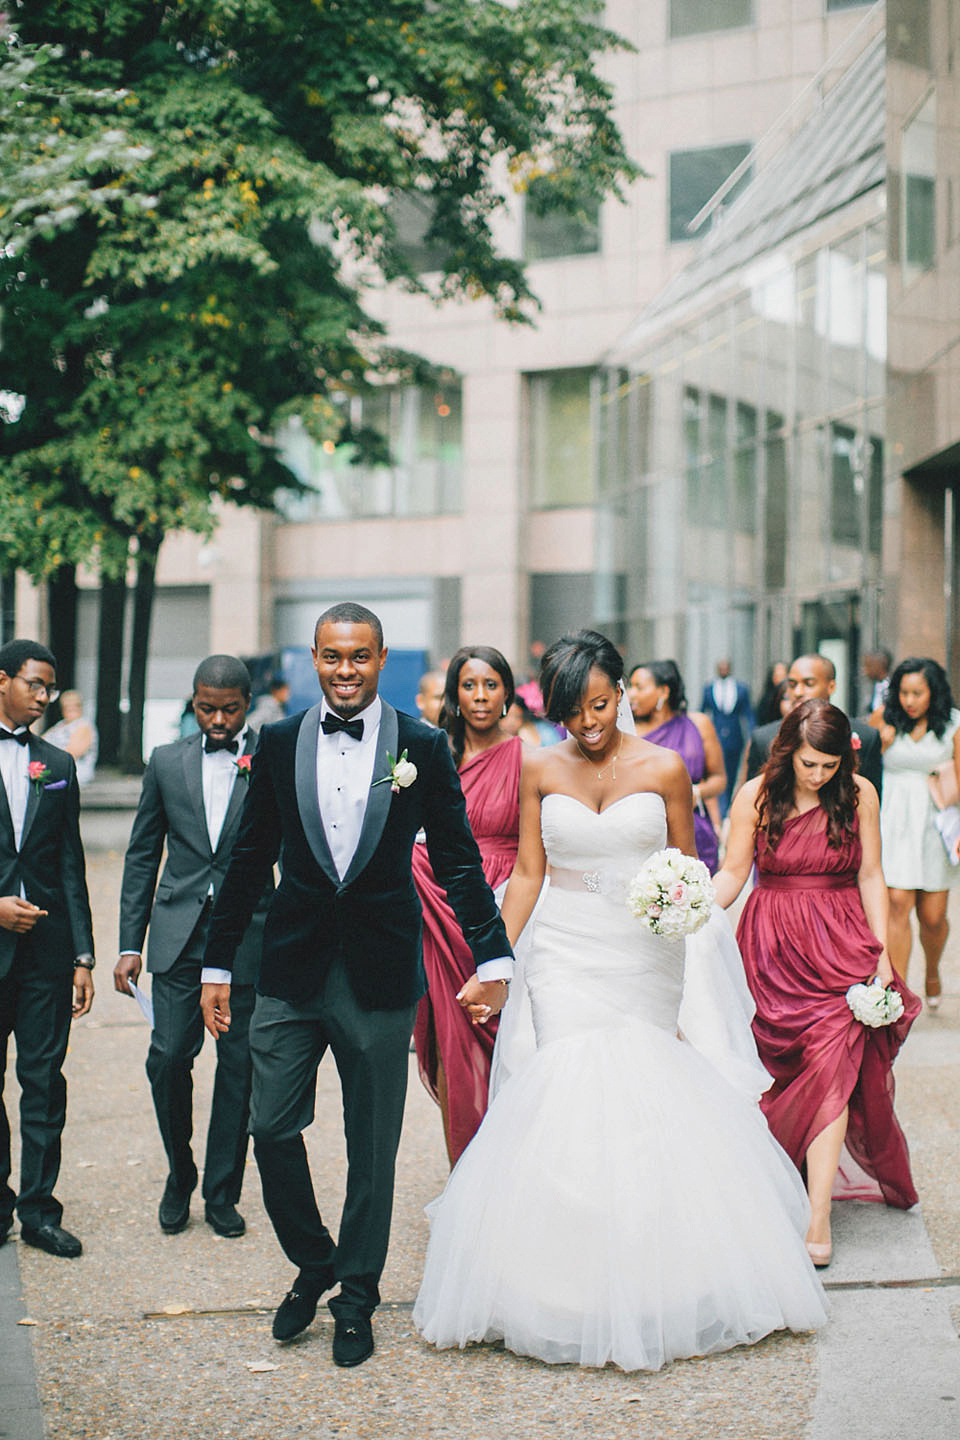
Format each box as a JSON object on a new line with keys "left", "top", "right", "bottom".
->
{"left": 201, "top": 603, "right": 512, "bottom": 1367}
{"left": 0, "top": 639, "right": 95, "bottom": 1259}
{"left": 701, "top": 659, "right": 754, "bottom": 817}
{"left": 115, "top": 655, "right": 273, "bottom": 1240}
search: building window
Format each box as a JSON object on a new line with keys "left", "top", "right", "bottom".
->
{"left": 670, "top": 0, "right": 752, "bottom": 40}
{"left": 523, "top": 177, "right": 601, "bottom": 262}
{"left": 390, "top": 192, "right": 448, "bottom": 274}
{"left": 527, "top": 368, "right": 596, "bottom": 508}
{"left": 669, "top": 143, "right": 752, "bottom": 242}
{"left": 825, "top": 0, "right": 871, "bottom": 10}
{"left": 902, "top": 93, "right": 936, "bottom": 279}
{"left": 278, "top": 381, "right": 462, "bottom": 521}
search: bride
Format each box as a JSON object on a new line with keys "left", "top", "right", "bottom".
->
{"left": 413, "top": 631, "right": 827, "bottom": 1372}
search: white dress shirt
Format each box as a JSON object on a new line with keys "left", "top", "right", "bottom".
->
{"left": 712, "top": 677, "right": 738, "bottom": 714}
{"left": 203, "top": 725, "right": 248, "bottom": 855}
{"left": 316, "top": 698, "right": 380, "bottom": 880}
{"left": 0, "top": 727, "right": 30, "bottom": 851}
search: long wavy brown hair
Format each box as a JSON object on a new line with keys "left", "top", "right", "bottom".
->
{"left": 757, "top": 699, "right": 859, "bottom": 851}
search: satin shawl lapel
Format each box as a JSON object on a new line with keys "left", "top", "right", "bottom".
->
{"left": 181, "top": 734, "right": 211, "bottom": 856}
{"left": 20, "top": 738, "right": 44, "bottom": 849}
{"left": 215, "top": 731, "right": 255, "bottom": 855}
{"left": 341, "top": 701, "right": 398, "bottom": 887}
{"left": 294, "top": 704, "right": 339, "bottom": 885}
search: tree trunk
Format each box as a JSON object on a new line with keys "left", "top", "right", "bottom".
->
{"left": 95, "top": 574, "right": 127, "bottom": 767}
{"left": 120, "top": 543, "right": 158, "bottom": 774}
{"left": 46, "top": 564, "right": 78, "bottom": 725}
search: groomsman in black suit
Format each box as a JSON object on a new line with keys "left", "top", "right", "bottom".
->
{"left": 0, "top": 639, "right": 95, "bottom": 1259}
{"left": 201, "top": 603, "right": 512, "bottom": 1367}
{"left": 115, "top": 655, "right": 272, "bottom": 1239}
{"left": 701, "top": 660, "right": 754, "bottom": 817}
{"left": 744, "top": 653, "right": 883, "bottom": 796}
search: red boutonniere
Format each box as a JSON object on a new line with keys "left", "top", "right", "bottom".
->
{"left": 850, "top": 733, "right": 862, "bottom": 751}
{"left": 233, "top": 753, "right": 252, "bottom": 779}
{"left": 27, "top": 760, "right": 51, "bottom": 794}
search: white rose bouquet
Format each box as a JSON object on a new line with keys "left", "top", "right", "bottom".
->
{"left": 846, "top": 978, "right": 905, "bottom": 1028}
{"left": 626, "top": 848, "right": 715, "bottom": 938}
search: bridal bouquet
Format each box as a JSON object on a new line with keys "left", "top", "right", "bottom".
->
{"left": 626, "top": 848, "right": 715, "bottom": 938}
{"left": 846, "top": 978, "right": 905, "bottom": 1028}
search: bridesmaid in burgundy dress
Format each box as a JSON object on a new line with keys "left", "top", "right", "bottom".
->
{"left": 412, "top": 646, "right": 523, "bottom": 1164}
{"left": 714, "top": 699, "right": 920, "bottom": 1268}
{"left": 628, "top": 659, "right": 726, "bottom": 872}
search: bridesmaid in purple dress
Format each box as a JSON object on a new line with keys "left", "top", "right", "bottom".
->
{"left": 628, "top": 659, "right": 726, "bottom": 873}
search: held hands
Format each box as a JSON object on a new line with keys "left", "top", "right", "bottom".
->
{"left": 113, "top": 952, "right": 142, "bottom": 996}
{"left": 0, "top": 896, "right": 48, "bottom": 933}
{"left": 457, "top": 974, "right": 509, "bottom": 1027}
{"left": 201, "top": 982, "right": 232, "bottom": 1039}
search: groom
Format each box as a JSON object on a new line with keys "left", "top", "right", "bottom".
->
{"left": 201, "top": 603, "right": 512, "bottom": 1367}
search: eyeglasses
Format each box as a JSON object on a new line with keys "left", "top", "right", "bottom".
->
{"left": 18, "top": 678, "right": 60, "bottom": 702}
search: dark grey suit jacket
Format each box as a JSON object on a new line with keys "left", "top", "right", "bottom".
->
{"left": 0, "top": 736, "right": 94, "bottom": 980}
{"left": 119, "top": 729, "right": 271, "bottom": 985}
{"left": 745, "top": 716, "right": 883, "bottom": 798}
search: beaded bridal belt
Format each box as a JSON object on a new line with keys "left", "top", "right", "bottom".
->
{"left": 549, "top": 865, "right": 629, "bottom": 900}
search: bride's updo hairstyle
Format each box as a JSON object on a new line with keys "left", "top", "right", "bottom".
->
{"left": 540, "top": 630, "right": 623, "bottom": 725}
{"left": 758, "top": 698, "right": 858, "bottom": 851}
{"left": 439, "top": 645, "right": 516, "bottom": 766}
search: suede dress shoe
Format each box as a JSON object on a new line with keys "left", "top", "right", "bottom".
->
{"left": 332, "top": 1315, "right": 374, "bottom": 1368}
{"left": 204, "top": 1203, "right": 245, "bottom": 1238}
{"left": 19, "top": 1222, "right": 82, "bottom": 1258}
{"left": 272, "top": 1268, "right": 335, "bottom": 1343}
{"left": 158, "top": 1178, "right": 193, "bottom": 1234}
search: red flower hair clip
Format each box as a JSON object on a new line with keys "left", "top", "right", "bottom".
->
{"left": 850, "top": 733, "right": 862, "bottom": 751}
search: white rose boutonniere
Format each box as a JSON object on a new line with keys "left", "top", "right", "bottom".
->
{"left": 373, "top": 749, "right": 418, "bottom": 795}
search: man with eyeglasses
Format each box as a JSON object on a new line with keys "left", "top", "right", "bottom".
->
{"left": 0, "top": 639, "right": 95, "bottom": 1258}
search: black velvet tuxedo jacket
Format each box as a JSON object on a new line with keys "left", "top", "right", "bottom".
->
{"left": 204, "top": 702, "right": 511, "bottom": 1011}
{"left": 746, "top": 716, "right": 883, "bottom": 798}
{"left": 0, "top": 736, "right": 94, "bottom": 981}
{"left": 119, "top": 728, "right": 272, "bottom": 985}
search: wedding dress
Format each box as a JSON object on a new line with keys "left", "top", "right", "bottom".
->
{"left": 413, "top": 792, "right": 828, "bottom": 1372}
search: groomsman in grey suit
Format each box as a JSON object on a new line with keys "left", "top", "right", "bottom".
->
{"left": 115, "top": 655, "right": 272, "bottom": 1238}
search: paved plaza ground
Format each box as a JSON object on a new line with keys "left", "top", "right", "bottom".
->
{"left": 2, "top": 800, "right": 959, "bottom": 1439}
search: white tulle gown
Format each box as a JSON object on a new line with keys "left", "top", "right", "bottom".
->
{"left": 413, "top": 792, "right": 828, "bottom": 1372}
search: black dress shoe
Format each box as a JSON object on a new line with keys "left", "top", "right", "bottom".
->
{"left": 332, "top": 1315, "right": 374, "bottom": 1368}
{"left": 204, "top": 1204, "right": 245, "bottom": 1238}
{"left": 158, "top": 1178, "right": 193, "bottom": 1234}
{"left": 272, "top": 1268, "right": 334, "bottom": 1343}
{"left": 19, "top": 1222, "right": 82, "bottom": 1258}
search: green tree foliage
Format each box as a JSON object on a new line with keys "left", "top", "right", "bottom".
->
{"left": 0, "top": 1, "right": 635, "bottom": 753}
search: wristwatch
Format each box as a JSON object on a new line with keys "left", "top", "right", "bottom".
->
{"left": 74, "top": 954, "right": 95, "bottom": 970}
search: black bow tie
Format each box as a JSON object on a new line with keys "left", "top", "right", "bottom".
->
{"left": 204, "top": 737, "right": 239, "bottom": 755}
{"left": 321, "top": 714, "right": 364, "bottom": 741}
{"left": 0, "top": 728, "right": 29, "bottom": 746}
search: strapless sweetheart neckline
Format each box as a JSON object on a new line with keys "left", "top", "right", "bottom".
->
{"left": 542, "top": 791, "right": 666, "bottom": 819}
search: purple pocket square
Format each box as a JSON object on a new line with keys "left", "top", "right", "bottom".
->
{"left": 43, "top": 779, "right": 68, "bottom": 791}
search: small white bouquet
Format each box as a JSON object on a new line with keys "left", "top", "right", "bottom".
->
{"left": 846, "top": 977, "right": 905, "bottom": 1028}
{"left": 626, "top": 848, "right": 715, "bottom": 938}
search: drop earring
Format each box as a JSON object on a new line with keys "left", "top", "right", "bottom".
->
{"left": 502, "top": 703, "right": 508, "bottom": 717}
{"left": 455, "top": 704, "right": 461, "bottom": 717}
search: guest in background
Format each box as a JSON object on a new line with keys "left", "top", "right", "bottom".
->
{"left": 628, "top": 659, "right": 725, "bottom": 873}
{"left": 754, "top": 662, "right": 788, "bottom": 727}
{"left": 44, "top": 690, "right": 98, "bottom": 787}
{"left": 701, "top": 659, "right": 753, "bottom": 817}
{"left": 503, "top": 693, "right": 563, "bottom": 749}
{"left": 863, "top": 649, "right": 893, "bottom": 716}
{"left": 248, "top": 673, "right": 290, "bottom": 731}
{"left": 876, "top": 657, "right": 960, "bottom": 1005}
{"left": 415, "top": 669, "right": 446, "bottom": 728}
{"left": 412, "top": 646, "right": 523, "bottom": 1163}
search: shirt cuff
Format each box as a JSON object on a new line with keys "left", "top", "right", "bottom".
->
{"left": 201, "top": 967, "right": 232, "bottom": 985}
{"left": 476, "top": 956, "right": 514, "bottom": 983}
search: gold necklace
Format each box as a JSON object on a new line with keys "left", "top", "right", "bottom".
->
{"left": 576, "top": 731, "right": 624, "bottom": 781}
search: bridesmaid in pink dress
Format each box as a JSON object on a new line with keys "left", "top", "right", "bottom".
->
{"left": 714, "top": 699, "right": 920, "bottom": 1269}
{"left": 412, "top": 647, "right": 523, "bottom": 1164}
